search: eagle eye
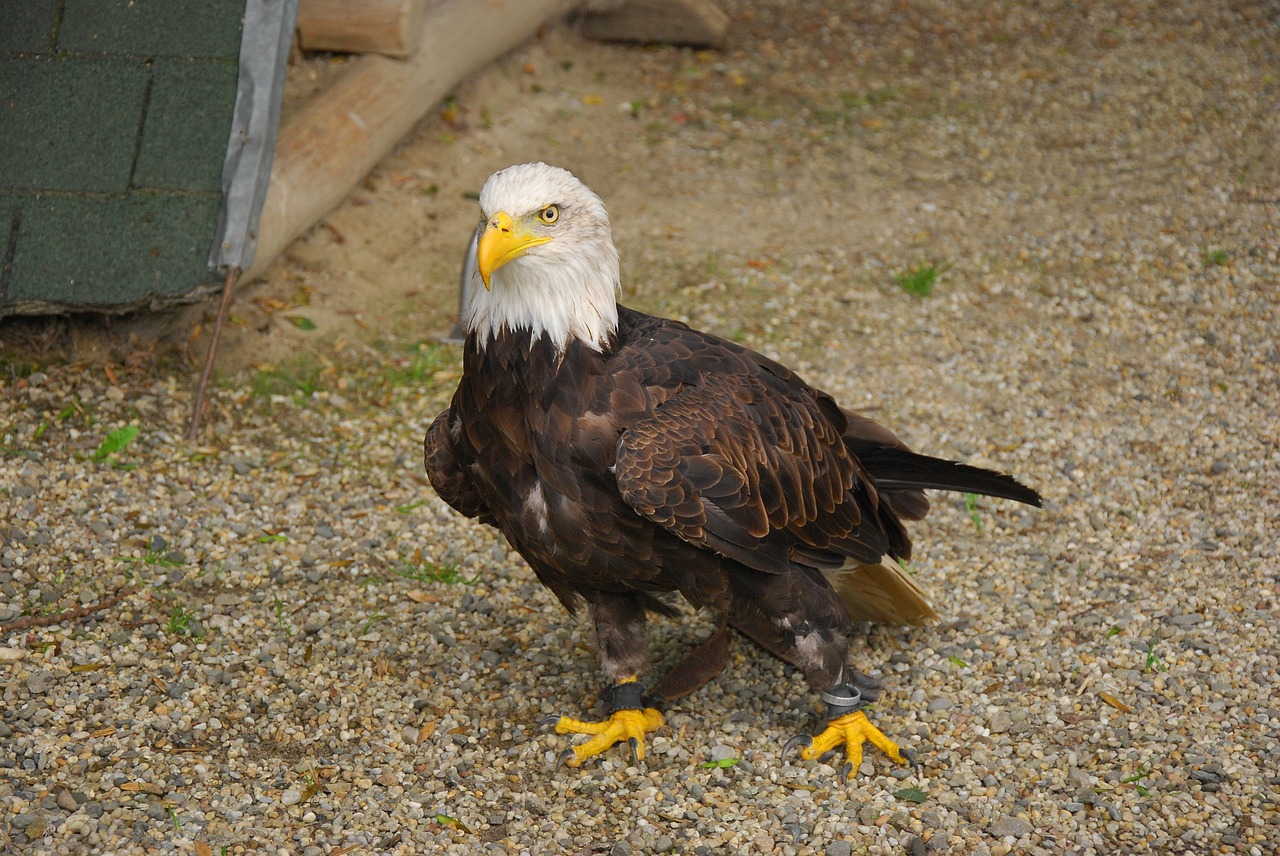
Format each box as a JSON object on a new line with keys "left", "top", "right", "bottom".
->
{"left": 538, "top": 205, "right": 560, "bottom": 224}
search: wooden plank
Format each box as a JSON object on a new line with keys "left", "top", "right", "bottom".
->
{"left": 239, "top": 0, "right": 583, "bottom": 287}
{"left": 581, "top": 0, "right": 728, "bottom": 48}
{"left": 296, "top": 0, "right": 429, "bottom": 59}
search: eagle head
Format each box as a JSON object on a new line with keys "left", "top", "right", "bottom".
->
{"left": 465, "top": 163, "right": 621, "bottom": 353}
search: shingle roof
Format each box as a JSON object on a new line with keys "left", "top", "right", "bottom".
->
{"left": 0, "top": 0, "right": 245, "bottom": 315}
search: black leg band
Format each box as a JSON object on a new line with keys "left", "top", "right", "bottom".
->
{"left": 599, "top": 681, "right": 646, "bottom": 714}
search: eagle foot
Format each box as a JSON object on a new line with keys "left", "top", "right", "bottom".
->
{"left": 546, "top": 678, "right": 663, "bottom": 767}
{"left": 549, "top": 707, "right": 664, "bottom": 767}
{"left": 785, "top": 709, "right": 911, "bottom": 780}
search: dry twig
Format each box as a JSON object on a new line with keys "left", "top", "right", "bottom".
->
{"left": 0, "top": 586, "right": 139, "bottom": 635}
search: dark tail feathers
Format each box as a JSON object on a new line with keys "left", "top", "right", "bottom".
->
{"left": 854, "top": 445, "right": 1042, "bottom": 507}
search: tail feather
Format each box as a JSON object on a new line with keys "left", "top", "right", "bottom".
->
{"left": 826, "top": 561, "right": 939, "bottom": 626}
{"left": 854, "top": 445, "right": 1042, "bottom": 508}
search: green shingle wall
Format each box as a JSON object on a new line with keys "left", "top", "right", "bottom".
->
{"left": 0, "top": 0, "right": 244, "bottom": 315}
{"left": 135, "top": 60, "right": 240, "bottom": 191}
{"left": 0, "top": 0, "right": 59, "bottom": 52}
{"left": 58, "top": 0, "right": 245, "bottom": 59}
{"left": 0, "top": 59, "right": 151, "bottom": 193}
{"left": 7, "top": 195, "right": 223, "bottom": 305}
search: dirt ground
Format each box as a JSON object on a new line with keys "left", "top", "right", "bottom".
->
{"left": 23, "top": 0, "right": 1275, "bottom": 379}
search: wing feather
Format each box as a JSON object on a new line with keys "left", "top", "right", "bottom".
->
{"left": 423, "top": 408, "right": 493, "bottom": 524}
{"left": 613, "top": 344, "right": 895, "bottom": 575}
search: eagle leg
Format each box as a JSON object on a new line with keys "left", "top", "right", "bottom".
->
{"left": 542, "top": 594, "right": 664, "bottom": 766}
{"left": 546, "top": 678, "right": 664, "bottom": 766}
{"left": 784, "top": 681, "right": 915, "bottom": 781}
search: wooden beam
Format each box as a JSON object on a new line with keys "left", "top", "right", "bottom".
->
{"left": 296, "top": 0, "right": 430, "bottom": 59}
{"left": 239, "top": 0, "right": 583, "bottom": 287}
{"left": 581, "top": 0, "right": 728, "bottom": 48}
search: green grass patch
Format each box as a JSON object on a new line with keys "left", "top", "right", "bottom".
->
{"left": 144, "top": 548, "right": 183, "bottom": 568}
{"left": 1095, "top": 760, "right": 1159, "bottom": 798}
{"left": 394, "top": 550, "right": 477, "bottom": 586}
{"left": 963, "top": 493, "right": 985, "bottom": 534}
{"left": 1120, "top": 761, "right": 1155, "bottom": 797}
{"left": 700, "top": 758, "right": 739, "bottom": 769}
{"left": 382, "top": 341, "right": 454, "bottom": 387}
{"left": 91, "top": 425, "right": 138, "bottom": 468}
{"left": 1144, "top": 638, "right": 1165, "bottom": 673}
{"left": 894, "top": 261, "right": 951, "bottom": 297}
{"left": 272, "top": 595, "right": 294, "bottom": 638}
{"left": 251, "top": 367, "right": 322, "bottom": 398}
{"left": 167, "top": 604, "right": 198, "bottom": 637}
{"left": 396, "top": 500, "right": 430, "bottom": 514}
{"left": 435, "top": 813, "right": 471, "bottom": 833}
{"left": 361, "top": 608, "right": 388, "bottom": 635}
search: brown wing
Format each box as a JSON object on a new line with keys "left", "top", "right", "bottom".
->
{"left": 613, "top": 360, "right": 903, "bottom": 575}
{"left": 423, "top": 408, "right": 493, "bottom": 524}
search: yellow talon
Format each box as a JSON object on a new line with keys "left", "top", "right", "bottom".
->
{"left": 552, "top": 707, "right": 664, "bottom": 766}
{"left": 799, "top": 710, "right": 907, "bottom": 773}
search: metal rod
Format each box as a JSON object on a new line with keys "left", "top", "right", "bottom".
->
{"left": 188, "top": 266, "right": 240, "bottom": 441}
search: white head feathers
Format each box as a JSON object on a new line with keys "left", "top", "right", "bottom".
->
{"left": 464, "top": 163, "right": 621, "bottom": 353}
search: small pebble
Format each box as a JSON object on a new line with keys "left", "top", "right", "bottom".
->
{"left": 25, "top": 671, "right": 54, "bottom": 694}
{"left": 304, "top": 612, "right": 331, "bottom": 634}
{"left": 988, "top": 816, "right": 1033, "bottom": 839}
{"left": 709, "top": 744, "right": 736, "bottom": 762}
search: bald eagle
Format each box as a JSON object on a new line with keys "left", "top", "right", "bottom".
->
{"left": 425, "top": 162, "right": 1040, "bottom": 776}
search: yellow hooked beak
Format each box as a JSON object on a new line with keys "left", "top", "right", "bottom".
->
{"left": 476, "top": 211, "right": 551, "bottom": 290}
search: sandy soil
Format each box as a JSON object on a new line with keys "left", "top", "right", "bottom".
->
{"left": 9, "top": 2, "right": 1276, "bottom": 382}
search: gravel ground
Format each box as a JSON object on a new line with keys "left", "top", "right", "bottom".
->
{"left": 3, "top": 1, "right": 1279, "bottom": 854}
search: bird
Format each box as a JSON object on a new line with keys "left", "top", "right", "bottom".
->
{"left": 424, "top": 162, "right": 1041, "bottom": 777}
